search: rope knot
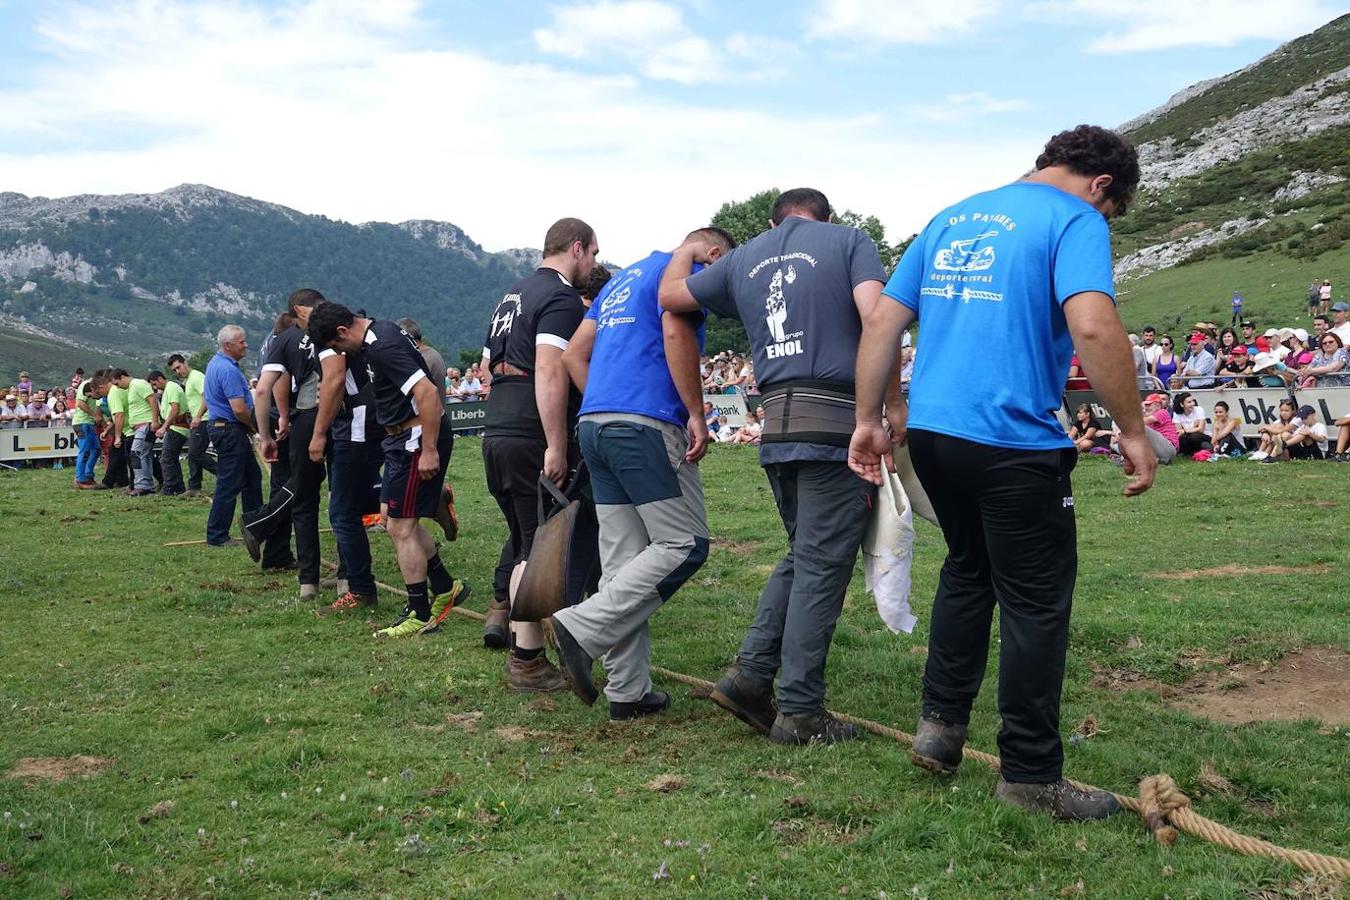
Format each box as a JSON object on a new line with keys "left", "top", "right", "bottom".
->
{"left": 1138, "top": 773, "right": 1189, "bottom": 846}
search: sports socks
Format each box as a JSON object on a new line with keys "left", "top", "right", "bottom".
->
{"left": 405, "top": 581, "right": 430, "bottom": 619}
{"left": 426, "top": 553, "right": 454, "bottom": 596}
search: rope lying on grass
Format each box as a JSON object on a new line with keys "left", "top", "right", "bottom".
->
{"left": 318, "top": 559, "right": 1350, "bottom": 879}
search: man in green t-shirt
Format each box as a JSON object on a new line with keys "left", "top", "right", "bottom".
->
{"left": 72, "top": 375, "right": 109, "bottom": 488}
{"left": 98, "top": 369, "right": 133, "bottom": 489}
{"left": 169, "top": 354, "right": 216, "bottom": 494}
{"left": 151, "top": 370, "right": 191, "bottom": 495}
{"left": 124, "top": 371, "right": 162, "bottom": 495}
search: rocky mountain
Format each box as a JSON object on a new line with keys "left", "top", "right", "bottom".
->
{"left": 0, "top": 184, "right": 537, "bottom": 382}
{"left": 1113, "top": 13, "right": 1350, "bottom": 289}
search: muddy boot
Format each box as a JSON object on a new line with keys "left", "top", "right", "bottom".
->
{"left": 769, "top": 709, "right": 861, "bottom": 746}
{"left": 994, "top": 779, "right": 1122, "bottom": 822}
{"left": 506, "top": 653, "right": 567, "bottom": 693}
{"left": 911, "top": 715, "right": 967, "bottom": 776}
{"left": 709, "top": 659, "right": 777, "bottom": 734}
{"left": 483, "top": 599, "right": 511, "bottom": 650}
{"left": 299, "top": 583, "right": 319, "bottom": 602}
{"left": 543, "top": 617, "right": 597, "bottom": 706}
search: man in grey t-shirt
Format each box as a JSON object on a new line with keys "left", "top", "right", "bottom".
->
{"left": 398, "top": 318, "right": 448, "bottom": 411}
{"left": 660, "top": 188, "right": 888, "bottom": 745}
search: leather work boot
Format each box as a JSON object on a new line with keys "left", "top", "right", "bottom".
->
{"left": 911, "top": 715, "right": 968, "bottom": 776}
{"left": 769, "top": 709, "right": 861, "bottom": 746}
{"left": 709, "top": 659, "right": 777, "bottom": 734}
{"left": 299, "top": 583, "right": 319, "bottom": 602}
{"left": 506, "top": 654, "right": 567, "bottom": 693}
{"left": 482, "top": 599, "right": 511, "bottom": 650}
{"left": 543, "top": 617, "right": 597, "bottom": 706}
{"left": 610, "top": 691, "right": 670, "bottom": 721}
{"left": 994, "top": 779, "right": 1122, "bottom": 822}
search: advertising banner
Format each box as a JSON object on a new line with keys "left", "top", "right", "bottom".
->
{"left": 1065, "top": 386, "right": 1348, "bottom": 439}
{"left": 0, "top": 426, "right": 80, "bottom": 463}
{"left": 703, "top": 393, "right": 748, "bottom": 428}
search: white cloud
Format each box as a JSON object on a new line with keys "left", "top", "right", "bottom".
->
{"left": 532, "top": 1, "right": 785, "bottom": 84}
{"left": 808, "top": 0, "right": 1003, "bottom": 44}
{"left": 1031, "top": 0, "right": 1343, "bottom": 52}
{"left": 905, "top": 91, "right": 1030, "bottom": 123}
{"left": 0, "top": 0, "right": 1038, "bottom": 268}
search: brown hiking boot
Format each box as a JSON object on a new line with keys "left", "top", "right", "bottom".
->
{"left": 994, "top": 779, "right": 1122, "bottom": 822}
{"left": 483, "top": 599, "right": 510, "bottom": 650}
{"left": 506, "top": 653, "right": 567, "bottom": 693}
{"left": 911, "top": 715, "right": 967, "bottom": 776}
{"left": 770, "top": 709, "right": 861, "bottom": 746}
{"left": 709, "top": 660, "right": 777, "bottom": 734}
{"left": 315, "top": 592, "right": 378, "bottom": 618}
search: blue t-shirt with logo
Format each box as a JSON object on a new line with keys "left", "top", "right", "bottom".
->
{"left": 884, "top": 182, "right": 1114, "bottom": 450}
{"left": 580, "top": 251, "right": 704, "bottom": 427}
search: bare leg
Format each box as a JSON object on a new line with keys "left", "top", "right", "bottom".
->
{"left": 509, "top": 561, "right": 543, "bottom": 650}
{"left": 385, "top": 517, "right": 428, "bottom": 585}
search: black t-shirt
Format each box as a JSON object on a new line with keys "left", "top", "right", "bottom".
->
{"left": 260, "top": 325, "right": 320, "bottom": 413}
{"left": 357, "top": 319, "right": 433, "bottom": 428}
{"left": 482, "top": 267, "right": 586, "bottom": 439}
{"left": 317, "top": 347, "right": 375, "bottom": 443}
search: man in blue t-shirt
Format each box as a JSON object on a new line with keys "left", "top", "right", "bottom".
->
{"left": 850, "top": 126, "right": 1157, "bottom": 821}
{"left": 542, "top": 228, "right": 734, "bottom": 721}
{"left": 661, "top": 188, "right": 888, "bottom": 746}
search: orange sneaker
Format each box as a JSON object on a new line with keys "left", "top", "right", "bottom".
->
{"left": 315, "top": 591, "right": 378, "bottom": 618}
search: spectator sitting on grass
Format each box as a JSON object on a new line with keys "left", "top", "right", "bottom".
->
{"left": 1300, "top": 333, "right": 1349, "bottom": 387}
{"left": 713, "top": 415, "right": 733, "bottom": 442}
{"left": 703, "top": 401, "right": 720, "bottom": 439}
{"left": 1330, "top": 414, "right": 1350, "bottom": 462}
{"left": 1141, "top": 393, "right": 1179, "bottom": 464}
{"left": 730, "top": 408, "right": 763, "bottom": 445}
{"left": 1250, "top": 399, "right": 1299, "bottom": 462}
{"left": 1284, "top": 405, "right": 1328, "bottom": 461}
{"left": 1171, "top": 392, "right": 1211, "bottom": 457}
{"left": 1210, "top": 401, "right": 1244, "bottom": 457}
{"left": 1068, "top": 403, "right": 1110, "bottom": 453}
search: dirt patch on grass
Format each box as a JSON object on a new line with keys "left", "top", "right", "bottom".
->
{"left": 6, "top": 756, "right": 113, "bottom": 782}
{"left": 1247, "top": 876, "right": 1344, "bottom": 899}
{"left": 644, "top": 774, "right": 686, "bottom": 793}
{"left": 1096, "top": 647, "right": 1350, "bottom": 725}
{"left": 1148, "top": 563, "right": 1331, "bottom": 580}
{"left": 492, "top": 725, "right": 544, "bottom": 743}
{"left": 719, "top": 539, "right": 767, "bottom": 557}
{"left": 770, "top": 814, "right": 867, "bottom": 846}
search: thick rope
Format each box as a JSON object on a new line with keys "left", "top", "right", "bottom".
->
{"left": 313, "top": 558, "right": 1350, "bottom": 879}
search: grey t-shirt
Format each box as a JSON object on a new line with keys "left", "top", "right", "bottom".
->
{"left": 687, "top": 217, "right": 886, "bottom": 464}
{"left": 419, "top": 344, "right": 447, "bottom": 409}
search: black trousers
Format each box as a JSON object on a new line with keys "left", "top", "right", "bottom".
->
{"left": 102, "top": 438, "right": 131, "bottom": 487}
{"left": 244, "top": 411, "right": 324, "bottom": 584}
{"left": 187, "top": 420, "right": 217, "bottom": 490}
{"left": 907, "top": 430, "right": 1078, "bottom": 784}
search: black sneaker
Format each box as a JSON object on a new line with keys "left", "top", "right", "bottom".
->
{"left": 543, "top": 617, "right": 597, "bottom": 706}
{"left": 709, "top": 660, "right": 777, "bottom": 734}
{"left": 911, "top": 715, "right": 967, "bottom": 776}
{"left": 610, "top": 691, "right": 670, "bottom": 721}
{"left": 994, "top": 779, "right": 1122, "bottom": 822}
{"left": 238, "top": 514, "right": 260, "bottom": 563}
{"left": 769, "top": 709, "right": 860, "bottom": 746}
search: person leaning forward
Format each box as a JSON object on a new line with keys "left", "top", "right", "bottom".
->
{"left": 850, "top": 125, "right": 1157, "bottom": 821}
{"left": 542, "top": 227, "right": 736, "bottom": 720}
{"left": 660, "top": 188, "right": 887, "bottom": 745}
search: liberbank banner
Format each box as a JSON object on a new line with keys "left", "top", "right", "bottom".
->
{"left": 1065, "top": 386, "right": 1350, "bottom": 439}
{"left": 0, "top": 425, "right": 81, "bottom": 463}
{"left": 444, "top": 393, "right": 750, "bottom": 434}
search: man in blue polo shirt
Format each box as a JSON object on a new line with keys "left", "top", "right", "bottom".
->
{"left": 543, "top": 228, "right": 734, "bottom": 721}
{"left": 850, "top": 126, "right": 1156, "bottom": 821}
{"left": 203, "top": 324, "right": 294, "bottom": 569}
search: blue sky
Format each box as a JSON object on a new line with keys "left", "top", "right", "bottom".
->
{"left": 1, "top": 0, "right": 1345, "bottom": 262}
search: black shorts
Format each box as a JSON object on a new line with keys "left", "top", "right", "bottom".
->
{"left": 381, "top": 421, "right": 452, "bottom": 519}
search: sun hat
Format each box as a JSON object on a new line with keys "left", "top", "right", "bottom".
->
{"left": 1292, "top": 327, "right": 1309, "bottom": 342}
{"left": 1263, "top": 328, "right": 1281, "bottom": 337}
{"left": 1252, "top": 353, "right": 1279, "bottom": 373}
{"left": 4, "top": 394, "right": 15, "bottom": 401}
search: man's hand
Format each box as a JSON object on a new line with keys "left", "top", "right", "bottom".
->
{"left": 308, "top": 431, "right": 327, "bottom": 464}
{"left": 542, "top": 445, "right": 567, "bottom": 487}
{"left": 418, "top": 446, "right": 439, "bottom": 481}
{"left": 685, "top": 414, "right": 709, "bottom": 463}
{"left": 154, "top": 424, "right": 167, "bottom": 438}
{"left": 260, "top": 436, "right": 278, "bottom": 463}
{"left": 847, "top": 422, "right": 892, "bottom": 485}
{"left": 190, "top": 415, "right": 202, "bottom": 428}
{"left": 1115, "top": 431, "right": 1157, "bottom": 497}
{"left": 884, "top": 402, "right": 908, "bottom": 452}
{"left": 113, "top": 436, "right": 122, "bottom": 449}
{"left": 275, "top": 415, "right": 290, "bottom": 443}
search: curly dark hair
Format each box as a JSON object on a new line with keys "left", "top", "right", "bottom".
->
{"left": 1035, "top": 125, "right": 1140, "bottom": 215}
{"left": 581, "top": 264, "right": 612, "bottom": 303}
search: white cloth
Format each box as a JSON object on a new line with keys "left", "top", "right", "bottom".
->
{"left": 862, "top": 445, "right": 937, "bottom": 635}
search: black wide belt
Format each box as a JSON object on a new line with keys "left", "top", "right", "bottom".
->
{"left": 757, "top": 380, "right": 856, "bottom": 449}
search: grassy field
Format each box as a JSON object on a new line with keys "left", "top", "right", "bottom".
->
{"left": 0, "top": 444, "right": 1347, "bottom": 898}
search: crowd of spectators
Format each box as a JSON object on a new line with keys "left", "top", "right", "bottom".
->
{"left": 1, "top": 369, "right": 82, "bottom": 429}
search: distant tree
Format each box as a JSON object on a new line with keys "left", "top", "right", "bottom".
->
{"left": 187, "top": 347, "right": 214, "bottom": 372}
{"left": 458, "top": 349, "right": 482, "bottom": 372}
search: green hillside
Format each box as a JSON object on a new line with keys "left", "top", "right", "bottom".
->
{"left": 0, "top": 327, "right": 143, "bottom": 388}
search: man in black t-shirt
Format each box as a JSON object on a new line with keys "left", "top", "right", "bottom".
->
{"left": 480, "top": 217, "right": 598, "bottom": 692}
{"left": 308, "top": 302, "right": 468, "bottom": 639}
{"left": 660, "top": 188, "right": 887, "bottom": 746}
{"left": 308, "top": 342, "right": 385, "bottom": 616}
{"left": 240, "top": 289, "right": 327, "bottom": 595}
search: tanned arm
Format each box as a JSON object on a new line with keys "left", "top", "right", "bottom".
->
{"left": 535, "top": 345, "right": 571, "bottom": 486}
{"left": 410, "top": 377, "right": 442, "bottom": 480}
{"left": 663, "top": 310, "right": 709, "bottom": 463}
{"left": 309, "top": 353, "right": 346, "bottom": 463}
{"left": 848, "top": 296, "right": 916, "bottom": 485}
{"left": 562, "top": 319, "right": 597, "bottom": 394}
{"left": 658, "top": 245, "right": 703, "bottom": 314}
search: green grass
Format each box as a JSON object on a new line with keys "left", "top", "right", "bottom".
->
{"left": 1, "top": 446, "right": 1347, "bottom": 898}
